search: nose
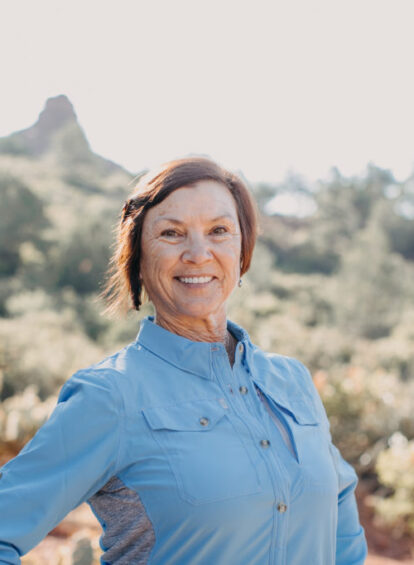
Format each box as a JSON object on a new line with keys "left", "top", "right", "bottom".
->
{"left": 181, "top": 233, "right": 213, "bottom": 264}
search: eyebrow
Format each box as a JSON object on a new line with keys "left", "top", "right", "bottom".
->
{"left": 154, "top": 214, "right": 237, "bottom": 225}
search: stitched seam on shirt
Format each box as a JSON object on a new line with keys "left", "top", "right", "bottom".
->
{"left": 58, "top": 409, "right": 70, "bottom": 525}
{"left": 92, "top": 368, "right": 125, "bottom": 474}
{"left": 111, "top": 372, "right": 125, "bottom": 474}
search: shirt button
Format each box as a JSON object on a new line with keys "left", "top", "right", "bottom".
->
{"left": 239, "top": 385, "right": 248, "bottom": 395}
{"left": 277, "top": 503, "right": 288, "bottom": 513}
{"left": 199, "top": 417, "right": 209, "bottom": 426}
{"left": 260, "top": 439, "right": 270, "bottom": 448}
{"left": 238, "top": 343, "right": 244, "bottom": 354}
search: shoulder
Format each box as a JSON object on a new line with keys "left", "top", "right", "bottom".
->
{"left": 271, "top": 352, "right": 313, "bottom": 384}
{"left": 79, "top": 340, "right": 144, "bottom": 377}
{"left": 56, "top": 368, "right": 122, "bottom": 423}
{"left": 249, "top": 343, "right": 313, "bottom": 389}
{"left": 249, "top": 344, "right": 331, "bottom": 430}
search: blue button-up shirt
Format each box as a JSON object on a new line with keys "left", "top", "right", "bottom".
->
{"left": 0, "top": 316, "right": 368, "bottom": 564}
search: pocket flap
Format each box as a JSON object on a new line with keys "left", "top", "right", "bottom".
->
{"left": 284, "top": 399, "right": 318, "bottom": 425}
{"left": 253, "top": 381, "right": 318, "bottom": 425}
{"left": 143, "top": 398, "right": 227, "bottom": 431}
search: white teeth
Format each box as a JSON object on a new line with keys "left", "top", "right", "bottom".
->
{"left": 178, "top": 276, "right": 213, "bottom": 284}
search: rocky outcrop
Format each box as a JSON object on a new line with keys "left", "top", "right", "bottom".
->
{"left": 0, "top": 95, "right": 83, "bottom": 156}
{"left": 0, "top": 95, "right": 126, "bottom": 175}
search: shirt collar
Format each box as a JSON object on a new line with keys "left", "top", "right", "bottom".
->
{"left": 136, "top": 315, "right": 251, "bottom": 380}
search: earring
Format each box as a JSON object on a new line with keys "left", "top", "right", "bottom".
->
{"left": 238, "top": 278, "right": 243, "bottom": 288}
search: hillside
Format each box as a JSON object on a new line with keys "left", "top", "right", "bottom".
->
{"left": 0, "top": 95, "right": 133, "bottom": 230}
{"left": 0, "top": 96, "right": 414, "bottom": 560}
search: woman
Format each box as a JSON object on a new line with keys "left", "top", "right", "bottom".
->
{"left": 0, "top": 157, "right": 367, "bottom": 564}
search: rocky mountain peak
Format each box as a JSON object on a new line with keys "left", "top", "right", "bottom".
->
{"left": 0, "top": 95, "right": 129, "bottom": 178}
{"left": 36, "top": 95, "right": 77, "bottom": 136}
{"left": 0, "top": 94, "right": 86, "bottom": 157}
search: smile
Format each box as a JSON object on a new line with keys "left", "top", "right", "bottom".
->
{"left": 176, "top": 276, "right": 214, "bottom": 284}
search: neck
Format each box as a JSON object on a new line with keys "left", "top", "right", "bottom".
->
{"left": 153, "top": 311, "right": 228, "bottom": 343}
{"left": 153, "top": 311, "right": 237, "bottom": 366}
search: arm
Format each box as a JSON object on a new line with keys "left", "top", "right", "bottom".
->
{"left": 291, "top": 359, "right": 368, "bottom": 564}
{"left": 0, "top": 369, "right": 122, "bottom": 564}
{"left": 329, "top": 443, "right": 368, "bottom": 565}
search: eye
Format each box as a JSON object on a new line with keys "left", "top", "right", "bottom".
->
{"left": 161, "top": 229, "right": 180, "bottom": 237}
{"left": 211, "top": 226, "right": 228, "bottom": 235}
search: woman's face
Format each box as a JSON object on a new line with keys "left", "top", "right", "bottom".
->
{"left": 140, "top": 180, "right": 242, "bottom": 326}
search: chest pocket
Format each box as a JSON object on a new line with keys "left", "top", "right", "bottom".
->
{"left": 258, "top": 389, "right": 338, "bottom": 494}
{"left": 142, "top": 398, "right": 261, "bottom": 505}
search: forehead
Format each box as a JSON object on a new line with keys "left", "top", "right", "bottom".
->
{"left": 145, "top": 180, "right": 239, "bottom": 224}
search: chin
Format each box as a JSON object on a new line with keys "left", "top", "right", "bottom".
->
{"left": 176, "top": 304, "right": 223, "bottom": 320}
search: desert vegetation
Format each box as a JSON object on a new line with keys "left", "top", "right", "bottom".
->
{"left": 1, "top": 96, "right": 413, "bottom": 562}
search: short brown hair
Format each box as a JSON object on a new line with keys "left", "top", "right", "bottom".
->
{"left": 102, "top": 156, "right": 258, "bottom": 313}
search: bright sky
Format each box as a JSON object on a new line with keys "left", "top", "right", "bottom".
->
{"left": 1, "top": 0, "right": 414, "bottom": 184}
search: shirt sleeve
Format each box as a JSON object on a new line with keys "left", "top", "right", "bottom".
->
{"left": 329, "top": 443, "right": 368, "bottom": 565}
{"left": 292, "top": 359, "right": 368, "bottom": 564}
{"left": 0, "top": 369, "right": 122, "bottom": 564}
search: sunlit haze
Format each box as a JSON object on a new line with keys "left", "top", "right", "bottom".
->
{"left": 1, "top": 0, "right": 414, "bottom": 184}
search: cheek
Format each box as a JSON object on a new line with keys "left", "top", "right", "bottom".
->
{"left": 140, "top": 242, "right": 177, "bottom": 282}
{"left": 221, "top": 248, "right": 241, "bottom": 281}
{"left": 224, "top": 241, "right": 242, "bottom": 265}
{"left": 140, "top": 243, "right": 159, "bottom": 288}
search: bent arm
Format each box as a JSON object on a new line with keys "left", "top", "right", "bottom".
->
{"left": 0, "top": 370, "right": 122, "bottom": 563}
{"left": 293, "top": 359, "right": 368, "bottom": 564}
{"left": 330, "top": 443, "right": 368, "bottom": 565}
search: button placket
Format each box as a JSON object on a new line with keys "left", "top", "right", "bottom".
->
{"left": 230, "top": 346, "right": 292, "bottom": 552}
{"left": 213, "top": 345, "right": 290, "bottom": 550}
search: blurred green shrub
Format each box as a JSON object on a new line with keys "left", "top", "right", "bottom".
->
{"left": 0, "top": 304, "right": 104, "bottom": 400}
{"left": 372, "top": 433, "right": 414, "bottom": 536}
{"left": 319, "top": 367, "right": 414, "bottom": 469}
{"left": 333, "top": 202, "right": 414, "bottom": 339}
{"left": 0, "top": 175, "right": 48, "bottom": 277}
{"left": 0, "top": 386, "right": 56, "bottom": 444}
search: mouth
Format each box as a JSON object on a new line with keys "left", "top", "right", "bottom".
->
{"left": 174, "top": 275, "right": 216, "bottom": 286}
